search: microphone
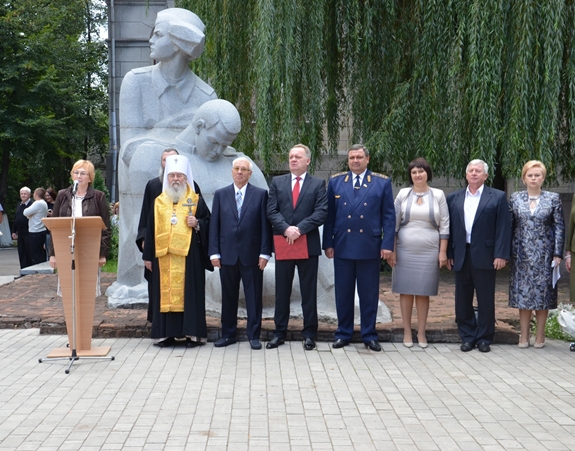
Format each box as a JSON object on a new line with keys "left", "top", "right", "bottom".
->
{"left": 72, "top": 180, "right": 79, "bottom": 195}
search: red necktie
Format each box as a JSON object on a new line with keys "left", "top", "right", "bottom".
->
{"left": 292, "top": 176, "right": 301, "bottom": 208}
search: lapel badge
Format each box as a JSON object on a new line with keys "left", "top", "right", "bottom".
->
{"left": 344, "top": 174, "right": 349, "bottom": 182}
{"left": 335, "top": 195, "right": 341, "bottom": 198}
{"left": 367, "top": 175, "right": 371, "bottom": 183}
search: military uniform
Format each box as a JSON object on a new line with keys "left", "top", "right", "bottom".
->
{"left": 323, "top": 170, "right": 395, "bottom": 342}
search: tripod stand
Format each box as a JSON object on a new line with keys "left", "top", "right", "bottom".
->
{"left": 40, "top": 200, "right": 114, "bottom": 374}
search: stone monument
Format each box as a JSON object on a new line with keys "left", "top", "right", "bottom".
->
{"left": 107, "top": 7, "right": 391, "bottom": 325}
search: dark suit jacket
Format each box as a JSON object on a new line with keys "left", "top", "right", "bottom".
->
{"left": 447, "top": 185, "right": 511, "bottom": 271}
{"left": 266, "top": 173, "right": 328, "bottom": 256}
{"left": 209, "top": 183, "right": 272, "bottom": 266}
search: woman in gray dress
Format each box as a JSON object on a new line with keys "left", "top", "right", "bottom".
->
{"left": 509, "top": 160, "right": 564, "bottom": 349}
{"left": 389, "top": 158, "right": 449, "bottom": 348}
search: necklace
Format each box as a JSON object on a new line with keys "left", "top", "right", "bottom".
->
{"left": 414, "top": 191, "right": 427, "bottom": 205}
{"left": 528, "top": 195, "right": 540, "bottom": 211}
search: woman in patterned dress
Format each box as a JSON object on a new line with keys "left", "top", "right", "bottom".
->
{"left": 509, "top": 161, "right": 564, "bottom": 348}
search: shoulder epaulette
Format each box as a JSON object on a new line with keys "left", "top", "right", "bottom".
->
{"left": 371, "top": 172, "right": 389, "bottom": 179}
{"left": 330, "top": 172, "right": 348, "bottom": 179}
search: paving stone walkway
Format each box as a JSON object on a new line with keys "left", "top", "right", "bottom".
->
{"left": 0, "top": 329, "right": 574, "bottom": 450}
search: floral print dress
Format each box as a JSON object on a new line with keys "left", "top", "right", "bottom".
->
{"left": 509, "top": 191, "right": 565, "bottom": 310}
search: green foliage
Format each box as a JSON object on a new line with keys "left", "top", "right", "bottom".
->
{"left": 92, "top": 169, "right": 110, "bottom": 202}
{"left": 0, "top": 0, "right": 108, "bottom": 216}
{"left": 106, "top": 220, "right": 119, "bottom": 265}
{"left": 176, "top": 0, "right": 575, "bottom": 185}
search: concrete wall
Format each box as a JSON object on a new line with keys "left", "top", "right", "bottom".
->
{"left": 106, "top": 0, "right": 173, "bottom": 201}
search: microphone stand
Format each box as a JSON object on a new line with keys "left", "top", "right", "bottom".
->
{"left": 39, "top": 183, "right": 115, "bottom": 374}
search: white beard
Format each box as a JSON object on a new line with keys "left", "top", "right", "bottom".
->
{"left": 165, "top": 182, "right": 187, "bottom": 203}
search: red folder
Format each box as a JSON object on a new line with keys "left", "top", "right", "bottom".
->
{"left": 273, "top": 234, "right": 309, "bottom": 260}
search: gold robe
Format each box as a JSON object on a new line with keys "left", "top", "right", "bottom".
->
{"left": 154, "top": 187, "right": 199, "bottom": 312}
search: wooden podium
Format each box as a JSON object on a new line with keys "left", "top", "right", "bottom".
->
{"left": 42, "top": 216, "right": 111, "bottom": 358}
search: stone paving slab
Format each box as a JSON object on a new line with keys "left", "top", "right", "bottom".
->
{"left": 0, "top": 329, "right": 574, "bottom": 450}
{"left": 0, "top": 269, "right": 571, "bottom": 343}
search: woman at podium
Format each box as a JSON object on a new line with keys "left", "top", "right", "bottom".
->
{"left": 49, "top": 160, "right": 111, "bottom": 268}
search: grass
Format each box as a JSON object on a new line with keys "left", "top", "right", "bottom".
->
{"left": 102, "top": 259, "right": 117, "bottom": 273}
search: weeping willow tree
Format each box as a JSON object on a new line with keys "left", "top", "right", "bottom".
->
{"left": 178, "top": 0, "right": 575, "bottom": 185}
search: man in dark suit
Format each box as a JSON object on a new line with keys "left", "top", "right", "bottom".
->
{"left": 11, "top": 187, "right": 33, "bottom": 269}
{"left": 323, "top": 144, "right": 395, "bottom": 352}
{"left": 446, "top": 159, "right": 511, "bottom": 353}
{"left": 209, "top": 157, "right": 272, "bottom": 350}
{"left": 266, "top": 144, "right": 328, "bottom": 350}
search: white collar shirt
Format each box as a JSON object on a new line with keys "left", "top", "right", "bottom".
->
{"left": 464, "top": 184, "right": 484, "bottom": 243}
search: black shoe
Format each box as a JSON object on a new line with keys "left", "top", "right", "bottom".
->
{"left": 214, "top": 337, "right": 237, "bottom": 348}
{"left": 364, "top": 340, "right": 382, "bottom": 352}
{"left": 266, "top": 337, "right": 285, "bottom": 349}
{"left": 460, "top": 342, "right": 474, "bottom": 352}
{"left": 186, "top": 338, "right": 204, "bottom": 348}
{"left": 332, "top": 339, "right": 349, "bottom": 349}
{"left": 477, "top": 342, "right": 491, "bottom": 353}
{"left": 303, "top": 338, "right": 316, "bottom": 351}
{"left": 249, "top": 339, "right": 262, "bottom": 350}
{"left": 153, "top": 337, "right": 175, "bottom": 348}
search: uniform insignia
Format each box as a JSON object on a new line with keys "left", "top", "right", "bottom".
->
{"left": 335, "top": 195, "right": 341, "bottom": 198}
{"left": 367, "top": 175, "right": 371, "bottom": 183}
{"left": 330, "top": 172, "right": 347, "bottom": 179}
{"left": 371, "top": 172, "right": 389, "bottom": 179}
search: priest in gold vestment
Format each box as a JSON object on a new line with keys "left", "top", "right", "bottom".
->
{"left": 143, "top": 155, "right": 213, "bottom": 347}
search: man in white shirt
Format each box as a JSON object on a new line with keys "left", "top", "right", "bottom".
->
{"left": 446, "top": 159, "right": 511, "bottom": 353}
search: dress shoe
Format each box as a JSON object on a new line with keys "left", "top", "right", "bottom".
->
{"left": 460, "top": 342, "right": 474, "bottom": 352}
{"left": 332, "top": 339, "right": 349, "bottom": 349}
{"left": 303, "top": 338, "right": 316, "bottom": 350}
{"left": 403, "top": 341, "right": 414, "bottom": 348}
{"left": 266, "top": 337, "right": 285, "bottom": 349}
{"left": 186, "top": 338, "right": 203, "bottom": 348}
{"left": 364, "top": 340, "right": 382, "bottom": 352}
{"left": 477, "top": 342, "right": 491, "bottom": 353}
{"left": 418, "top": 341, "right": 428, "bottom": 349}
{"left": 214, "top": 337, "right": 237, "bottom": 348}
{"left": 249, "top": 339, "right": 262, "bottom": 350}
{"left": 517, "top": 341, "right": 529, "bottom": 349}
{"left": 153, "top": 337, "right": 175, "bottom": 347}
{"left": 534, "top": 341, "right": 545, "bottom": 348}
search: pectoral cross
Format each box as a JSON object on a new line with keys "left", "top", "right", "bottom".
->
{"left": 183, "top": 198, "right": 196, "bottom": 216}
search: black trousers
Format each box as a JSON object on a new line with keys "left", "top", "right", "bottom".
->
{"left": 273, "top": 256, "right": 319, "bottom": 339}
{"left": 28, "top": 230, "right": 47, "bottom": 266}
{"left": 454, "top": 246, "right": 497, "bottom": 345}
{"left": 219, "top": 262, "right": 263, "bottom": 340}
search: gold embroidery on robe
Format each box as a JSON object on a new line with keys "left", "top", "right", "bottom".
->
{"left": 154, "top": 186, "right": 199, "bottom": 313}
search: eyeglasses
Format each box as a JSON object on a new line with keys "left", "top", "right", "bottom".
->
{"left": 233, "top": 167, "right": 251, "bottom": 173}
{"left": 72, "top": 171, "right": 89, "bottom": 177}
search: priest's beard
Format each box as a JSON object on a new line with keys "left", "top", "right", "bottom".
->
{"left": 166, "top": 181, "right": 187, "bottom": 203}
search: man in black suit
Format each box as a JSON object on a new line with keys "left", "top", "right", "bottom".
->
{"left": 446, "top": 159, "right": 511, "bottom": 353}
{"left": 266, "top": 144, "right": 328, "bottom": 350}
{"left": 209, "top": 157, "right": 272, "bottom": 350}
{"left": 11, "top": 187, "right": 33, "bottom": 269}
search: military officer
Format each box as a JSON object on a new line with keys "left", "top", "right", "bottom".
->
{"left": 323, "top": 144, "right": 395, "bottom": 352}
